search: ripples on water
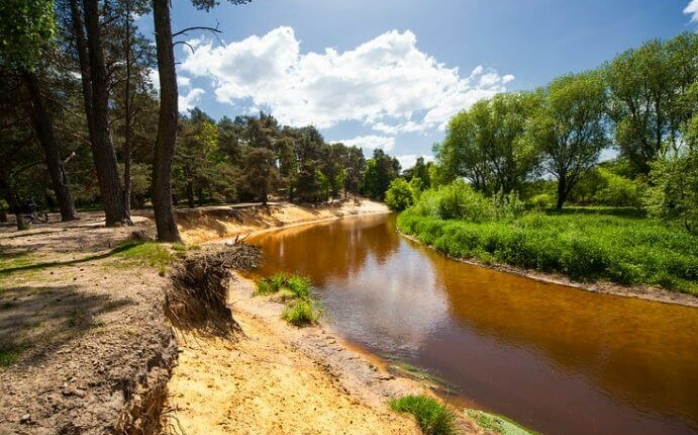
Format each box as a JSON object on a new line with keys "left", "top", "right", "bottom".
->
{"left": 249, "top": 214, "right": 698, "bottom": 435}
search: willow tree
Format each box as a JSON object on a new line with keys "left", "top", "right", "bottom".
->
{"left": 531, "top": 70, "right": 609, "bottom": 209}
{"left": 436, "top": 92, "right": 541, "bottom": 195}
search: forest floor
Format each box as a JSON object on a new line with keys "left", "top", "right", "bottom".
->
{"left": 0, "top": 199, "right": 487, "bottom": 435}
{"left": 0, "top": 213, "right": 176, "bottom": 435}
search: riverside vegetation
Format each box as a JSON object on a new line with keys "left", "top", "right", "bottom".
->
{"left": 396, "top": 182, "right": 698, "bottom": 294}
{"left": 256, "top": 273, "right": 321, "bottom": 325}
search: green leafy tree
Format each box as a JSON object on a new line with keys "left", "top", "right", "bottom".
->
{"left": 531, "top": 70, "right": 609, "bottom": 209}
{"left": 1, "top": 0, "right": 79, "bottom": 223}
{"left": 385, "top": 178, "right": 415, "bottom": 211}
{"left": 361, "top": 149, "right": 400, "bottom": 201}
{"left": 436, "top": 92, "right": 541, "bottom": 195}
{"left": 606, "top": 33, "right": 698, "bottom": 175}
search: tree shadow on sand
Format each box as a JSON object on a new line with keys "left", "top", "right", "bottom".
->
{"left": 0, "top": 284, "right": 135, "bottom": 368}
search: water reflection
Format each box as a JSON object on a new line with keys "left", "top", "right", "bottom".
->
{"left": 249, "top": 215, "right": 698, "bottom": 435}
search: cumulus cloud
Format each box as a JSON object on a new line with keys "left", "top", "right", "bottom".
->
{"left": 396, "top": 154, "right": 435, "bottom": 171}
{"left": 180, "top": 26, "right": 514, "bottom": 134}
{"left": 179, "top": 88, "right": 205, "bottom": 112}
{"left": 685, "top": 0, "right": 698, "bottom": 22}
{"left": 334, "top": 135, "right": 395, "bottom": 151}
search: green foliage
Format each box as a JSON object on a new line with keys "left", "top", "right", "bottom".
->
{"left": 256, "top": 273, "right": 319, "bottom": 325}
{"left": 385, "top": 178, "right": 416, "bottom": 211}
{"left": 408, "top": 182, "right": 524, "bottom": 223}
{"left": 0, "top": 0, "right": 55, "bottom": 69}
{"left": 281, "top": 299, "right": 320, "bottom": 326}
{"left": 531, "top": 70, "right": 609, "bottom": 209}
{"left": 399, "top": 207, "right": 698, "bottom": 294}
{"left": 606, "top": 33, "right": 698, "bottom": 175}
{"left": 528, "top": 193, "right": 554, "bottom": 209}
{"left": 435, "top": 92, "right": 541, "bottom": 195}
{"left": 389, "top": 395, "right": 457, "bottom": 435}
{"left": 594, "top": 168, "right": 646, "bottom": 208}
{"left": 361, "top": 149, "right": 401, "bottom": 201}
{"left": 647, "top": 154, "right": 698, "bottom": 234}
{"left": 0, "top": 344, "right": 28, "bottom": 367}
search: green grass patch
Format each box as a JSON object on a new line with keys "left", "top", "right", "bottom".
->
{"left": 398, "top": 209, "right": 698, "bottom": 294}
{"left": 256, "top": 273, "right": 312, "bottom": 299}
{"left": 0, "top": 252, "right": 35, "bottom": 271}
{"left": 0, "top": 344, "right": 29, "bottom": 367}
{"left": 389, "top": 394, "right": 457, "bottom": 435}
{"left": 281, "top": 299, "right": 320, "bottom": 326}
{"left": 465, "top": 410, "right": 539, "bottom": 435}
{"left": 256, "top": 273, "right": 320, "bottom": 326}
{"left": 113, "top": 240, "right": 174, "bottom": 273}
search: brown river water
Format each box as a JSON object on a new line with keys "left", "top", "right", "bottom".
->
{"left": 247, "top": 214, "right": 698, "bottom": 435}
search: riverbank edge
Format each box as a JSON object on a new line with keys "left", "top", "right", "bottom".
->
{"left": 397, "top": 228, "right": 698, "bottom": 309}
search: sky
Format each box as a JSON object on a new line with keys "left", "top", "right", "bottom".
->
{"left": 142, "top": 0, "right": 697, "bottom": 170}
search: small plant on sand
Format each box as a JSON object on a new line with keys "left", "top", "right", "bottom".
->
{"left": 281, "top": 299, "right": 320, "bottom": 326}
{"left": 257, "top": 273, "right": 320, "bottom": 326}
{"left": 389, "top": 394, "right": 457, "bottom": 435}
{"left": 256, "top": 273, "right": 311, "bottom": 298}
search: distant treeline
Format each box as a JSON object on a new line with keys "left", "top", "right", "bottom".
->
{"left": 0, "top": 0, "right": 402, "bottom": 235}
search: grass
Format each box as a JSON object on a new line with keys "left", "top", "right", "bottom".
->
{"left": 0, "top": 344, "right": 29, "bottom": 367}
{"left": 389, "top": 395, "right": 457, "bottom": 435}
{"left": 113, "top": 240, "right": 175, "bottom": 274}
{"left": 281, "top": 299, "right": 320, "bottom": 326}
{"left": 256, "top": 273, "right": 320, "bottom": 326}
{"left": 398, "top": 209, "right": 698, "bottom": 294}
{"left": 256, "top": 273, "right": 312, "bottom": 299}
{"left": 465, "top": 410, "right": 539, "bottom": 435}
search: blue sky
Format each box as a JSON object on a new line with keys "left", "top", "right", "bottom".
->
{"left": 143, "top": 0, "right": 696, "bottom": 169}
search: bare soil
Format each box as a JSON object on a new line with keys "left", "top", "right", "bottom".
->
{"left": 0, "top": 214, "right": 176, "bottom": 435}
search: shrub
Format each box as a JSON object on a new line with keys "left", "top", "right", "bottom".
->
{"left": 386, "top": 178, "right": 416, "bottom": 211}
{"left": 389, "top": 394, "right": 457, "bottom": 435}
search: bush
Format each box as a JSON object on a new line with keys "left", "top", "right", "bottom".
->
{"left": 385, "top": 178, "right": 416, "bottom": 211}
{"left": 389, "top": 395, "right": 457, "bottom": 435}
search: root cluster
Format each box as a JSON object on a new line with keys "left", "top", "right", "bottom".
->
{"left": 166, "top": 243, "right": 261, "bottom": 335}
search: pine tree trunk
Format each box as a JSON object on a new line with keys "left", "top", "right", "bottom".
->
{"left": 122, "top": 0, "right": 133, "bottom": 219}
{"left": 22, "top": 70, "right": 79, "bottom": 222}
{"left": 0, "top": 172, "right": 28, "bottom": 231}
{"left": 82, "top": 0, "right": 127, "bottom": 226}
{"left": 152, "top": 0, "right": 182, "bottom": 242}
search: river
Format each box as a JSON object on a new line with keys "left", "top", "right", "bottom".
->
{"left": 247, "top": 214, "right": 698, "bottom": 435}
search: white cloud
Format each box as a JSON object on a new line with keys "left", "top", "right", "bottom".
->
{"left": 396, "top": 154, "right": 435, "bottom": 170}
{"left": 334, "top": 135, "right": 395, "bottom": 151}
{"left": 685, "top": 0, "right": 698, "bottom": 22}
{"left": 179, "top": 88, "right": 205, "bottom": 112}
{"left": 148, "top": 68, "right": 160, "bottom": 92}
{"left": 177, "top": 76, "right": 191, "bottom": 87}
{"left": 180, "top": 26, "right": 514, "bottom": 134}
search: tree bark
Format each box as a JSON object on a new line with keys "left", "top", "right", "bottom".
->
{"left": 0, "top": 172, "right": 28, "bottom": 230}
{"left": 122, "top": 0, "right": 133, "bottom": 219}
{"left": 152, "top": 0, "right": 182, "bottom": 242}
{"left": 82, "top": 0, "right": 128, "bottom": 226}
{"left": 556, "top": 173, "right": 567, "bottom": 210}
{"left": 22, "top": 70, "right": 80, "bottom": 222}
